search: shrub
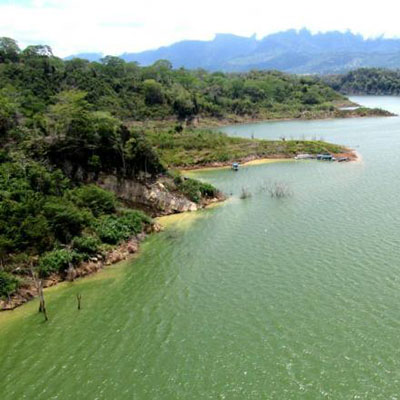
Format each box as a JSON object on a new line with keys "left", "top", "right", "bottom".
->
{"left": 119, "top": 210, "right": 151, "bottom": 234}
{"left": 69, "top": 185, "right": 116, "bottom": 217}
{"left": 44, "top": 199, "right": 92, "bottom": 243}
{"left": 178, "top": 178, "right": 218, "bottom": 203}
{"left": 198, "top": 182, "right": 218, "bottom": 198}
{"left": 71, "top": 235, "right": 100, "bottom": 257}
{"left": 167, "top": 169, "right": 183, "bottom": 185}
{"left": 94, "top": 215, "right": 132, "bottom": 245}
{"left": 94, "top": 210, "right": 151, "bottom": 245}
{"left": 19, "top": 214, "right": 53, "bottom": 252}
{"left": 0, "top": 270, "right": 20, "bottom": 298}
{"left": 38, "top": 249, "right": 79, "bottom": 277}
{"left": 178, "top": 179, "right": 201, "bottom": 202}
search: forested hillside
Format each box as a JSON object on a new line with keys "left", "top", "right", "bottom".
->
{"left": 324, "top": 68, "right": 400, "bottom": 95}
{"left": 0, "top": 38, "right": 215, "bottom": 301}
{"left": 0, "top": 37, "right": 349, "bottom": 125}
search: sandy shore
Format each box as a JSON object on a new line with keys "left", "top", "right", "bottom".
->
{"left": 182, "top": 150, "right": 359, "bottom": 174}
{"left": 181, "top": 157, "right": 292, "bottom": 173}
{"left": 352, "top": 151, "right": 363, "bottom": 163}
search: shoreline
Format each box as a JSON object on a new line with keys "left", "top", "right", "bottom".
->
{"left": 0, "top": 231, "right": 154, "bottom": 311}
{"left": 0, "top": 194, "right": 224, "bottom": 312}
{"left": 182, "top": 157, "right": 292, "bottom": 173}
{"left": 0, "top": 145, "right": 360, "bottom": 312}
{"left": 128, "top": 106, "right": 396, "bottom": 131}
{"left": 196, "top": 113, "right": 396, "bottom": 130}
{"left": 1, "top": 111, "right": 363, "bottom": 312}
{"left": 2, "top": 146, "right": 361, "bottom": 312}
{"left": 180, "top": 150, "right": 359, "bottom": 173}
{"left": 353, "top": 150, "right": 363, "bottom": 163}
{"left": 189, "top": 108, "right": 396, "bottom": 129}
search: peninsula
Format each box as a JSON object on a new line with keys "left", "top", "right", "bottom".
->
{"left": 0, "top": 38, "right": 390, "bottom": 309}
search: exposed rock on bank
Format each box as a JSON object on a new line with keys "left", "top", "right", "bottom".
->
{"left": 1, "top": 175, "right": 222, "bottom": 311}
{"left": 99, "top": 175, "right": 217, "bottom": 216}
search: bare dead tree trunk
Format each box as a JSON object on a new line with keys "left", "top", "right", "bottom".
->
{"left": 38, "top": 280, "right": 48, "bottom": 321}
{"left": 66, "top": 262, "right": 75, "bottom": 282}
{"left": 76, "top": 293, "right": 82, "bottom": 310}
{"left": 31, "top": 266, "right": 49, "bottom": 322}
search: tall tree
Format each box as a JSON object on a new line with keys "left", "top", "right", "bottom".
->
{"left": 0, "top": 37, "right": 20, "bottom": 63}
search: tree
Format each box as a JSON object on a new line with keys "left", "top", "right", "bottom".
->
{"left": 22, "top": 45, "right": 53, "bottom": 58}
{"left": 0, "top": 271, "right": 19, "bottom": 299}
{"left": 47, "top": 90, "right": 91, "bottom": 135}
{"left": 44, "top": 90, "right": 98, "bottom": 177}
{"left": 143, "top": 79, "right": 164, "bottom": 105}
{"left": 0, "top": 37, "right": 20, "bottom": 63}
{"left": 171, "top": 85, "right": 196, "bottom": 119}
{"left": 91, "top": 111, "right": 127, "bottom": 175}
{"left": 148, "top": 60, "right": 173, "bottom": 85}
{"left": 0, "top": 92, "right": 17, "bottom": 136}
{"left": 301, "top": 87, "right": 322, "bottom": 105}
{"left": 125, "top": 131, "right": 165, "bottom": 176}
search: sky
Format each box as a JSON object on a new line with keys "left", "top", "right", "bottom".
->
{"left": 1, "top": 0, "right": 400, "bottom": 57}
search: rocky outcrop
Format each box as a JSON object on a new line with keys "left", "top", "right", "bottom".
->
{"left": 99, "top": 175, "right": 198, "bottom": 216}
{"left": 0, "top": 173, "right": 221, "bottom": 311}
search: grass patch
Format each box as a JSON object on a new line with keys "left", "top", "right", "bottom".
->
{"left": 145, "top": 128, "right": 346, "bottom": 168}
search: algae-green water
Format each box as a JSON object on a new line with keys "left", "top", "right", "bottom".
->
{"left": 2, "top": 96, "right": 400, "bottom": 399}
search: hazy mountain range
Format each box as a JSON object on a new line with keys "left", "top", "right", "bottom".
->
{"left": 66, "top": 29, "right": 400, "bottom": 74}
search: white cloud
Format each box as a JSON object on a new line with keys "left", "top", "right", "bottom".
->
{"left": 1, "top": 0, "right": 400, "bottom": 57}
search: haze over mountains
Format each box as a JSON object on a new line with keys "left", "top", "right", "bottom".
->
{"left": 66, "top": 29, "right": 400, "bottom": 74}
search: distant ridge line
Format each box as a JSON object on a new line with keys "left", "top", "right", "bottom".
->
{"left": 65, "top": 29, "right": 400, "bottom": 74}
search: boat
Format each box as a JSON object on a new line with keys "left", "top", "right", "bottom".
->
{"left": 317, "top": 153, "right": 335, "bottom": 161}
{"left": 232, "top": 162, "right": 239, "bottom": 171}
{"left": 294, "top": 153, "right": 314, "bottom": 160}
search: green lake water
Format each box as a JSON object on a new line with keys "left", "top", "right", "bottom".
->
{"left": 2, "top": 96, "right": 400, "bottom": 399}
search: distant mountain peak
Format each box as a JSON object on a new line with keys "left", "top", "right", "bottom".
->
{"left": 64, "top": 52, "right": 103, "bottom": 62}
{"left": 64, "top": 29, "right": 400, "bottom": 74}
{"left": 213, "top": 33, "right": 255, "bottom": 41}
